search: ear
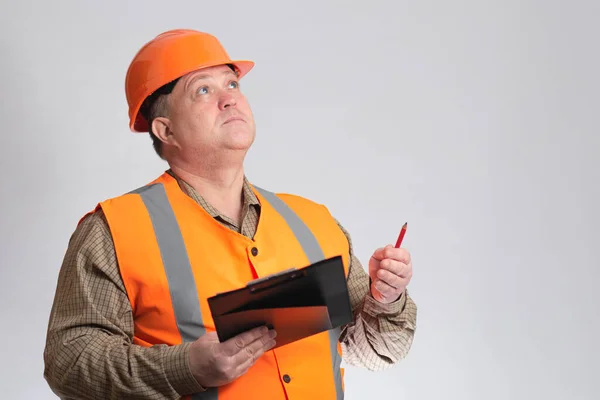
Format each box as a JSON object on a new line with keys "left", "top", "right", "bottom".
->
{"left": 151, "top": 117, "right": 176, "bottom": 147}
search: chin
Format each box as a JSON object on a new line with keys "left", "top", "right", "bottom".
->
{"left": 225, "top": 128, "right": 256, "bottom": 150}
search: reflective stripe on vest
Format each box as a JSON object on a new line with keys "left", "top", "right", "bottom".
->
{"left": 131, "top": 182, "right": 345, "bottom": 399}
{"left": 131, "top": 184, "right": 217, "bottom": 400}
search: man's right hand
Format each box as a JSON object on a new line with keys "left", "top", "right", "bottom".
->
{"left": 189, "top": 326, "right": 277, "bottom": 388}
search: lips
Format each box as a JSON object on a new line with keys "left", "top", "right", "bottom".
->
{"left": 223, "top": 115, "right": 245, "bottom": 124}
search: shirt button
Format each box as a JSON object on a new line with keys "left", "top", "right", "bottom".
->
{"left": 251, "top": 247, "right": 258, "bottom": 256}
{"left": 283, "top": 374, "right": 291, "bottom": 383}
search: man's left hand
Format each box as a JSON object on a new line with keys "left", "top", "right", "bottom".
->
{"left": 369, "top": 245, "right": 413, "bottom": 304}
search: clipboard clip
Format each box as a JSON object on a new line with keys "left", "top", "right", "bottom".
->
{"left": 246, "top": 268, "right": 304, "bottom": 293}
{"left": 247, "top": 268, "right": 296, "bottom": 286}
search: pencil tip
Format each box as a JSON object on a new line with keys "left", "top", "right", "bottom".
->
{"left": 403, "top": 222, "right": 407, "bottom": 228}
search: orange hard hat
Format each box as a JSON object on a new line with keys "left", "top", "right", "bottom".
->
{"left": 125, "top": 29, "right": 254, "bottom": 132}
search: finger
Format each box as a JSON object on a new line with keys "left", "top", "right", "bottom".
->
{"left": 376, "top": 269, "right": 405, "bottom": 289}
{"left": 379, "top": 259, "right": 410, "bottom": 278}
{"left": 221, "top": 326, "right": 270, "bottom": 356}
{"left": 382, "top": 247, "right": 411, "bottom": 264}
{"left": 232, "top": 329, "right": 277, "bottom": 371}
{"left": 370, "top": 247, "right": 387, "bottom": 261}
{"left": 373, "top": 279, "right": 402, "bottom": 298}
{"left": 372, "top": 246, "right": 411, "bottom": 263}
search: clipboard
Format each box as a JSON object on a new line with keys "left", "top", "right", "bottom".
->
{"left": 207, "top": 255, "right": 353, "bottom": 349}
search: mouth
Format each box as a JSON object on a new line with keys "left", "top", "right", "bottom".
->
{"left": 223, "top": 115, "right": 246, "bottom": 125}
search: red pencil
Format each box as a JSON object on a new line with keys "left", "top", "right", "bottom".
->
{"left": 394, "top": 222, "right": 408, "bottom": 248}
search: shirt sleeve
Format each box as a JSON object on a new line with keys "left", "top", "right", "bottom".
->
{"left": 43, "top": 210, "right": 205, "bottom": 399}
{"left": 335, "top": 219, "right": 418, "bottom": 371}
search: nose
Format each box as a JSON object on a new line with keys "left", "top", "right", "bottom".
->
{"left": 219, "top": 92, "right": 237, "bottom": 110}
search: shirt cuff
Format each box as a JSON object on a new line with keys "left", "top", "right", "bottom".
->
{"left": 363, "top": 289, "right": 407, "bottom": 317}
{"left": 163, "top": 342, "right": 206, "bottom": 395}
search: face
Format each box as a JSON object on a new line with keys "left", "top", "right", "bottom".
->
{"left": 152, "top": 64, "right": 256, "bottom": 163}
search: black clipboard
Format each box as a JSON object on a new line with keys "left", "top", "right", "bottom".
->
{"left": 207, "top": 255, "right": 353, "bottom": 349}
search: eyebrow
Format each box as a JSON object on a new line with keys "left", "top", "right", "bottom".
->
{"left": 184, "top": 69, "right": 238, "bottom": 92}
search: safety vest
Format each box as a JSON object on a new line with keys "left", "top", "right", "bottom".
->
{"left": 89, "top": 172, "right": 351, "bottom": 400}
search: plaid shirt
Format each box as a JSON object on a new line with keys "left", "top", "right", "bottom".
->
{"left": 43, "top": 171, "right": 417, "bottom": 399}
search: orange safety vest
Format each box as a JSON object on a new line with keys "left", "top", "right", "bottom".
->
{"left": 87, "top": 172, "right": 351, "bottom": 400}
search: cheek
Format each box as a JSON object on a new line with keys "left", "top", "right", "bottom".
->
{"left": 236, "top": 95, "right": 252, "bottom": 112}
{"left": 180, "top": 105, "right": 214, "bottom": 131}
{"left": 239, "top": 101, "right": 255, "bottom": 126}
{"left": 171, "top": 114, "right": 211, "bottom": 145}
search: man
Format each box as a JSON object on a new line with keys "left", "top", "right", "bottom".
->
{"left": 43, "top": 29, "right": 417, "bottom": 400}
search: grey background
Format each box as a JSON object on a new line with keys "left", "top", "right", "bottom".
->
{"left": 1, "top": 0, "right": 598, "bottom": 398}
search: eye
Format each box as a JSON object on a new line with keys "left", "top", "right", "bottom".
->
{"left": 228, "top": 81, "right": 239, "bottom": 89}
{"left": 196, "top": 86, "right": 209, "bottom": 95}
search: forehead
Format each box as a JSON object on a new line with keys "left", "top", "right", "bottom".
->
{"left": 181, "top": 64, "right": 237, "bottom": 83}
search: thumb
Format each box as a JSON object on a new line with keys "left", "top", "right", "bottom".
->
{"left": 196, "top": 331, "right": 220, "bottom": 343}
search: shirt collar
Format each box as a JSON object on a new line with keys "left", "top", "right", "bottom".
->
{"left": 166, "top": 169, "right": 260, "bottom": 218}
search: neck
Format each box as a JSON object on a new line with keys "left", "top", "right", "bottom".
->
{"left": 169, "top": 161, "right": 246, "bottom": 224}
